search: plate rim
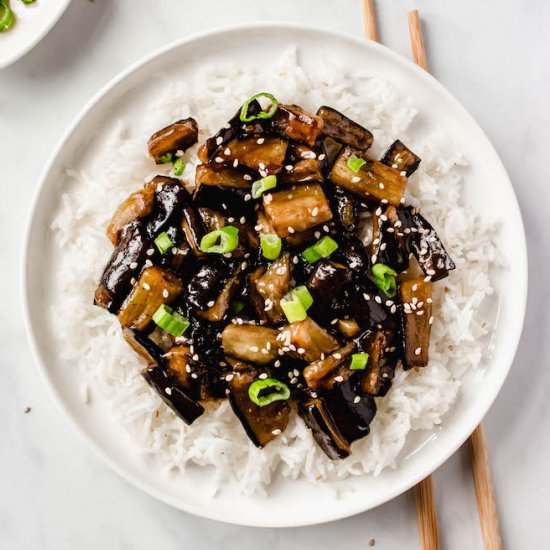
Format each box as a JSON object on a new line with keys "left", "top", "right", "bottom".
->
{"left": 21, "top": 22, "right": 529, "bottom": 527}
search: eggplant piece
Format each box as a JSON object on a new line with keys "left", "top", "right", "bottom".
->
{"left": 330, "top": 187, "right": 358, "bottom": 233}
{"left": 195, "top": 162, "right": 253, "bottom": 190}
{"left": 122, "top": 327, "right": 164, "bottom": 365}
{"left": 320, "top": 136, "right": 344, "bottom": 174}
{"left": 147, "top": 118, "right": 198, "bottom": 164}
{"left": 371, "top": 205, "right": 409, "bottom": 273}
{"left": 186, "top": 260, "right": 228, "bottom": 310}
{"left": 336, "top": 318, "right": 361, "bottom": 338}
{"left": 399, "top": 277, "right": 433, "bottom": 369}
{"left": 164, "top": 346, "right": 224, "bottom": 400}
{"left": 94, "top": 221, "right": 149, "bottom": 312}
{"left": 397, "top": 206, "right": 456, "bottom": 282}
{"left": 330, "top": 147, "right": 407, "bottom": 206}
{"left": 182, "top": 314, "right": 225, "bottom": 367}
{"left": 381, "top": 139, "right": 421, "bottom": 176}
{"left": 353, "top": 329, "right": 395, "bottom": 395}
{"left": 117, "top": 266, "right": 184, "bottom": 330}
{"left": 227, "top": 365, "right": 290, "bottom": 447}
{"left": 331, "top": 233, "right": 371, "bottom": 276}
{"left": 145, "top": 177, "right": 190, "bottom": 239}
{"left": 285, "top": 317, "right": 339, "bottom": 362}
{"left": 271, "top": 104, "right": 324, "bottom": 147}
{"left": 263, "top": 183, "right": 332, "bottom": 238}
{"left": 221, "top": 324, "right": 280, "bottom": 365}
{"left": 222, "top": 137, "right": 288, "bottom": 174}
{"left": 197, "top": 265, "right": 243, "bottom": 322}
{"left": 280, "top": 158, "right": 324, "bottom": 185}
{"left": 345, "top": 280, "right": 396, "bottom": 330}
{"left": 142, "top": 365, "right": 204, "bottom": 424}
{"left": 106, "top": 179, "right": 157, "bottom": 246}
{"left": 250, "top": 254, "right": 294, "bottom": 324}
{"left": 181, "top": 205, "right": 206, "bottom": 256}
{"left": 306, "top": 260, "right": 350, "bottom": 319}
{"left": 303, "top": 342, "right": 355, "bottom": 391}
{"left": 316, "top": 106, "right": 373, "bottom": 151}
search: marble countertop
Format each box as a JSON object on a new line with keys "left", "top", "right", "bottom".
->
{"left": 1, "top": 0, "right": 548, "bottom": 548}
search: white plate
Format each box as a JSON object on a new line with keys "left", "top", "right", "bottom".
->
{"left": 0, "top": 0, "right": 71, "bottom": 69}
{"left": 23, "top": 24, "right": 527, "bottom": 527}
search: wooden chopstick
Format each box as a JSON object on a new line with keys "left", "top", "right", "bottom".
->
{"left": 414, "top": 477, "right": 440, "bottom": 550}
{"left": 470, "top": 425, "right": 503, "bottom": 550}
{"left": 407, "top": 10, "right": 428, "bottom": 71}
{"left": 361, "top": 0, "right": 379, "bottom": 42}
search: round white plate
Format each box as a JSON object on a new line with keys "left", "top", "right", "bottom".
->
{"left": 0, "top": 0, "right": 71, "bottom": 69}
{"left": 23, "top": 24, "right": 527, "bottom": 527}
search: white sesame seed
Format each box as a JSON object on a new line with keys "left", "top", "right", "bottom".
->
{"left": 233, "top": 159, "right": 239, "bottom": 168}
{"left": 323, "top": 225, "right": 330, "bottom": 232}
{"left": 371, "top": 254, "right": 378, "bottom": 264}
{"left": 244, "top": 193, "right": 252, "bottom": 201}
{"left": 130, "top": 262, "right": 138, "bottom": 269}
{"left": 363, "top": 293, "right": 371, "bottom": 301}
{"left": 333, "top": 353, "right": 342, "bottom": 360}
{"left": 224, "top": 147, "right": 231, "bottom": 156}
{"left": 274, "top": 360, "right": 281, "bottom": 367}
{"left": 379, "top": 183, "right": 385, "bottom": 189}
{"left": 287, "top": 226, "right": 295, "bottom": 234}
{"left": 162, "top": 289, "right": 169, "bottom": 298}
{"left": 225, "top": 374, "right": 234, "bottom": 382}
{"left": 272, "top": 428, "right": 282, "bottom": 435}
{"left": 207, "top": 300, "right": 215, "bottom": 307}
{"left": 143, "top": 283, "right": 151, "bottom": 290}
{"left": 165, "top": 387, "right": 172, "bottom": 395}
{"left": 257, "top": 138, "right": 265, "bottom": 144}
{"left": 424, "top": 275, "right": 432, "bottom": 282}
{"left": 297, "top": 347, "right": 305, "bottom": 355}
{"left": 250, "top": 346, "right": 259, "bottom": 352}
{"left": 400, "top": 171, "right": 407, "bottom": 176}
{"left": 334, "top": 375, "right": 344, "bottom": 383}
{"left": 191, "top": 373, "right": 198, "bottom": 379}
{"left": 290, "top": 377, "right": 298, "bottom": 384}
{"left": 216, "top": 136, "right": 223, "bottom": 145}
{"left": 227, "top": 217, "right": 235, "bottom": 223}
{"left": 414, "top": 347, "right": 422, "bottom": 355}
{"left": 390, "top": 305, "right": 397, "bottom": 314}
{"left": 352, "top": 176, "right": 361, "bottom": 183}
{"left": 429, "top": 316, "right": 434, "bottom": 325}
{"left": 285, "top": 165, "right": 293, "bottom": 171}
{"left": 353, "top": 396, "right": 361, "bottom": 404}
{"left": 314, "top": 231, "right": 321, "bottom": 239}
{"left": 427, "top": 298, "right": 433, "bottom": 304}
{"left": 293, "top": 256, "right": 299, "bottom": 265}
{"left": 318, "top": 154, "right": 326, "bottom": 160}
{"left": 244, "top": 174, "right": 252, "bottom": 181}
{"left": 312, "top": 207, "right": 319, "bottom": 216}
{"left": 412, "top": 284, "right": 418, "bottom": 291}
{"left": 192, "top": 354, "right": 199, "bottom": 361}
{"left": 215, "top": 157, "right": 223, "bottom": 163}
{"left": 259, "top": 162, "right": 266, "bottom": 170}
{"left": 375, "top": 296, "right": 382, "bottom": 304}
{"left": 130, "top": 277, "right": 136, "bottom": 285}
{"left": 146, "top": 248, "right": 155, "bottom": 256}
{"left": 185, "top": 365, "right": 191, "bottom": 373}
{"left": 145, "top": 259, "right": 153, "bottom": 267}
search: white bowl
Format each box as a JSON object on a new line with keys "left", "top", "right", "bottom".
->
{"left": 0, "top": 0, "right": 71, "bottom": 69}
{"left": 22, "top": 23, "right": 527, "bottom": 527}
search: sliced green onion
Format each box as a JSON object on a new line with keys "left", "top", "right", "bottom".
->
{"left": 231, "top": 300, "right": 245, "bottom": 314}
{"left": 158, "top": 152, "right": 173, "bottom": 164}
{"left": 371, "top": 263, "right": 398, "bottom": 298}
{"left": 240, "top": 93, "right": 279, "bottom": 123}
{"left": 350, "top": 353, "right": 370, "bottom": 371}
{"left": 248, "top": 378, "right": 290, "bottom": 407}
{"left": 347, "top": 154, "right": 366, "bottom": 173}
{"left": 252, "top": 175, "right": 277, "bottom": 199}
{"left": 0, "top": 1, "right": 15, "bottom": 32}
{"left": 200, "top": 226, "right": 239, "bottom": 254}
{"left": 260, "top": 233, "right": 282, "bottom": 260}
{"left": 292, "top": 285, "right": 313, "bottom": 311}
{"left": 154, "top": 232, "right": 174, "bottom": 254}
{"left": 280, "top": 292, "right": 308, "bottom": 323}
{"left": 302, "top": 236, "right": 339, "bottom": 264}
{"left": 20, "top": 0, "right": 36, "bottom": 4}
{"left": 152, "top": 304, "right": 189, "bottom": 337}
{"left": 172, "top": 157, "right": 185, "bottom": 176}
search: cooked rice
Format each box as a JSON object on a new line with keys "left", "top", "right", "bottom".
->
{"left": 50, "top": 48, "right": 498, "bottom": 495}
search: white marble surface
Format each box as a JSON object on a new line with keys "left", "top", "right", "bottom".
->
{"left": 1, "top": 0, "right": 548, "bottom": 548}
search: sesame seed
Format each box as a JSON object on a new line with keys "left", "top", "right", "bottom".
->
{"left": 146, "top": 248, "right": 154, "bottom": 256}
{"left": 390, "top": 305, "right": 397, "bottom": 314}
{"left": 417, "top": 310, "right": 424, "bottom": 316}
{"left": 334, "top": 376, "right": 344, "bottom": 383}
{"left": 412, "top": 284, "right": 418, "bottom": 291}
{"left": 185, "top": 365, "right": 191, "bottom": 373}
{"left": 274, "top": 360, "right": 281, "bottom": 367}
{"left": 293, "top": 256, "right": 299, "bottom": 265}
{"left": 352, "top": 176, "right": 361, "bottom": 183}
{"left": 354, "top": 396, "right": 361, "bottom": 404}
{"left": 288, "top": 226, "right": 295, "bottom": 234}
{"left": 312, "top": 207, "right": 319, "bottom": 216}
{"left": 314, "top": 231, "right": 321, "bottom": 239}
{"left": 224, "top": 147, "right": 231, "bottom": 156}
{"left": 165, "top": 387, "right": 172, "bottom": 395}
{"left": 145, "top": 259, "right": 153, "bottom": 267}
{"left": 429, "top": 316, "right": 434, "bottom": 325}
{"left": 244, "top": 174, "right": 252, "bottom": 181}
{"left": 162, "top": 289, "right": 169, "bottom": 298}
{"left": 424, "top": 275, "right": 432, "bottom": 282}
{"left": 216, "top": 136, "right": 223, "bottom": 145}
{"left": 142, "top": 283, "right": 151, "bottom": 290}
{"left": 272, "top": 429, "right": 282, "bottom": 435}
{"left": 426, "top": 269, "right": 436, "bottom": 276}
{"left": 323, "top": 225, "right": 330, "bottom": 232}
{"left": 225, "top": 374, "right": 234, "bottom": 382}
{"left": 375, "top": 296, "right": 382, "bottom": 304}
{"left": 233, "top": 159, "right": 239, "bottom": 168}
{"left": 130, "top": 277, "right": 136, "bottom": 285}
{"left": 192, "top": 354, "right": 199, "bottom": 361}
{"left": 333, "top": 353, "right": 342, "bottom": 359}
{"left": 363, "top": 293, "right": 371, "bottom": 301}
{"left": 427, "top": 298, "right": 433, "bottom": 304}
{"left": 250, "top": 346, "right": 259, "bottom": 352}
{"left": 261, "top": 348, "right": 269, "bottom": 355}
{"left": 415, "top": 347, "right": 422, "bottom": 355}
{"left": 293, "top": 369, "right": 300, "bottom": 377}
{"left": 191, "top": 373, "right": 198, "bottom": 379}
{"left": 257, "top": 138, "right": 265, "bottom": 144}
{"left": 207, "top": 300, "right": 215, "bottom": 307}
{"left": 297, "top": 347, "right": 305, "bottom": 355}
{"left": 331, "top": 318, "right": 339, "bottom": 325}
{"left": 371, "top": 254, "right": 378, "bottom": 264}
{"left": 215, "top": 157, "right": 223, "bottom": 163}
{"left": 244, "top": 193, "right": 252, "bottom": 201}
{"left": 400, "top": 171, "right": 407, "bottom": 176}
{"left": 259, "top": 162, "right": 266, "bottom": 170}
{"left": 227, "top": 217, "right": 235, "bottom": 223}
{"left": 130, "top": 262, "right": 138, "bottom": 269}
{"left": 290, "top": 377, "right": 298, "bottom": 384}
{"left": 285, "top": 165, "right": 293, "bottom": 171}
{"left": 379, "top": 183, "right": 385, "bottom": 189}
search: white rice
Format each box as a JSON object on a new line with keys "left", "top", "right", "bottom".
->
{"left": 50, "top": 48, "right": 498, "bottom": 495}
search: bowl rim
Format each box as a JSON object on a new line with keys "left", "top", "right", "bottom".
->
{"left": 21, "top": 21, "right": 528, "bottom": 527}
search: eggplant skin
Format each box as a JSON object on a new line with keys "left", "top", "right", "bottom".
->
{"left": 316, "top": 106, "right": 373, "bottom": 151}
{"left": 142, "top": 366, "right": 205, "bottom": 425}
{"left": 147, "top": 118, "right": 199, "bottom": 163}
{"left": 271, "top": 104, "right": 325, "bottom": 147}
{"left": 381, "top": 139, "right": 421, "bottom": 176}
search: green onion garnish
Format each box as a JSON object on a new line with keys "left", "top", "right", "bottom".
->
{"left": 260, "top": 234, "right": 282, "bottom": 260}
{"left": 240, "top": 93, "right": 279, "bottom": 123}
{"left": 248, "top": 378, "right": 290, "bottom": 407}
{"left": 0, "top": 1, "right": 15, "bottom": 32}
{"left": 371, "top": 263, "right": 398, "bottom": 298}
{"left": 280, "top": 292, "right": 307, "bottom": 323}
{"left": 350, "top": 353, "right": 370, "bottom": 371}
{"left": 199, "top": 226, "right": 239, "bottom": 254}
{"left": 20, "top": 0, "right": 36, "bottom": 4}
{"left": 280, "top": 286, "right": 314, "bottom": 323}
{"left": 252, "top": 175, "right": 277, "bottom": 199}
{"left": 172, "top": 157, "right": 185, "bottom": 176}
{"left": 152, "top": 304, "right": 190, "bottom": 337}
{"left": 302, "top": 236, "right": 339, "bottom": 264}
{"left": 292, "top": 285, "right": 313, "bottom": 311}
{"left": 154, "top": 232, "right": 174, "bottom": 254}
{"left": 347, "top": 154, "right": 366, "bottom": 173}
{"left": 158, "top": 152, "right": 173, "bottom": 164}
{"left": 231, "top": 300, "right": 245, "bottom": 314}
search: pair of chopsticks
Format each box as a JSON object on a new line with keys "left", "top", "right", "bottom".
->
{"left": 360, "top": 2, "right": 503, "bottom": 549}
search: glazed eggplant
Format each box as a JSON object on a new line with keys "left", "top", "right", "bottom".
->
{"left": 118, "top": 266, "right": 184, "bottom": 330}
{"left": 272, "top": 104, "right": 324, "bottom": 147}
{"left": 147, "top": 118, "right": 198, "bottom": 164}
{"left": 142, "top": 365, "right": 204, "bottom": 424}
{"left": 397, "top": 206, "right": 456, "bottom": 281}
{"left": 382, "top": 139, "right": 421, "bottom": 176}
{"left": 221, "top": 324, "right": 281, "bottom": 365}
{"left": 227, "top": 364, "right": 290, "bottom": 447}
{"left": 96, "top": 94, "right": 454, "bottom": 462}
{"left": 316, "top": 106, "right": 373, "bottom": 151}
{"left": 330, "top": 147, "right": 407, "bottom": 206}
{"left": 399, "top": 277, "right": 433, "bottom": 369}
{"left": 263, "top": 183, "right": 333, "bottom": 237}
